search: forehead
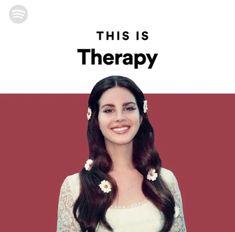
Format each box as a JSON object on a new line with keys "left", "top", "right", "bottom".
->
{"left": 99, "top": 87, "right": 136, "bottom": 105}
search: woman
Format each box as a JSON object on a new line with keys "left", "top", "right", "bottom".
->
{"left": 57, "top": 75, "right": 186, "bottom": 232}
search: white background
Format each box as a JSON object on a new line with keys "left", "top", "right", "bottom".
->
{"left": 0, "top": 0, "right": 234, "bottom": 93}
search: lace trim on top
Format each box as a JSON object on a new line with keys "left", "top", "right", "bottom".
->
{"left": 110, "top": 199, "right": 149, "bottom": 209}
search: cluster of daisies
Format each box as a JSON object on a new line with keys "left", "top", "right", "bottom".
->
{"left": 84, "top": 99, "right": 180, "bottom": 218}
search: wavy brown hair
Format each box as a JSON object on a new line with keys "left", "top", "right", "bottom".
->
{"left": 73, "top": 75, "right": 175, "bottom": 232}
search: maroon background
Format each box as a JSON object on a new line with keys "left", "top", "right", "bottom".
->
{"left": 0, "top": 94, "right": 234, "bottom": 231}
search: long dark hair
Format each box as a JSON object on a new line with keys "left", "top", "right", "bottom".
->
{"left": 73, "top": 75, "right": 175, "bottom": 232}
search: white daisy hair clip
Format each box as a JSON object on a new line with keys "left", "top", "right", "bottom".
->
{"left": 87, "top": 107, "right": 92, "bottom": 120}
{"left": 99, "top": 180, "right": 112, "bottom": 193}
{"left": 147, "top": 168, "right": 158, "bottom": 181}
{"left": 84, "top": 159, "right": 93, "bottom": 171}
{"left": 143, "top": 100, "right": 148, "bottom": 113}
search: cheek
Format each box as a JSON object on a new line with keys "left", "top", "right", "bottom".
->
{"left": 98, "top": 114, "right": 108, "bottom": 132}
{"left": 98, "top": 116, "right": 103, "bottom": 130}
{"left": 133, "top": 112, "right": 142, "bottom": 124}
{"left": 130, "top": 115, "right": 142, "bottom": 133}
{"left": 137, "top": 115, "right": 143, "bottom": 130}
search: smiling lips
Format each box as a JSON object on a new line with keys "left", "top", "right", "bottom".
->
{"left": 111, "top": 126, "right": 130, "bottom": 134}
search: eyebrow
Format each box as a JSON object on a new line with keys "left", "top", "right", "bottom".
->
{"left": 100, "top": 101, "right": 137, "bottom": 109}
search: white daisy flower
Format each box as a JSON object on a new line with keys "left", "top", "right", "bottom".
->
{"left": 99, "top": 180, "right": 112, "bottom": 193}
{"left": 143, "top": 100, "right": 148, "bottom": 113}
{"left": 147, "top": 168, "right": 158, "bottom": 181}
{"left": 84, "top": 159, "right": 93, "bottom": 171}
{"left": 87, "top": 108, "right": 92, "bottom": 120}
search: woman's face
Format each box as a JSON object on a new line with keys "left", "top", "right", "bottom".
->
{"left": 98, "top": 87, "right": 142, "bottom": 147}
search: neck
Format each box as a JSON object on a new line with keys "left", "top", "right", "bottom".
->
{"left": 105, "top": 141, "right": 134, "bottom": 172}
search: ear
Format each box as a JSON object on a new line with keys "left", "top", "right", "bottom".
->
{"left": 139, "top": 115, "right": 143, "bottom": 124}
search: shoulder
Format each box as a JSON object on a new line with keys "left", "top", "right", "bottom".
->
{"left": 160, "top": 167, "right": 183, "bottom": 202}
{"left": 60, "top": 172, "right": 80, "bottom": 199}
{"left": 63, "top": 172, "right": 80, "bottom": 186}
{"left": 160, "top": 167, "right": 178, "bottom": 187}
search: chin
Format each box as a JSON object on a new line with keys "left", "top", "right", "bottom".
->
{"left": 112, "top": 140, "right": 132, "bottom": 146}
{"left": 106, "top": 136, "right": 135, "bottom": 146}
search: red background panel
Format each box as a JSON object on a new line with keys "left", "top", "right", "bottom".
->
{"left": 0, "top": 94, "right": 234, "bottom": 231}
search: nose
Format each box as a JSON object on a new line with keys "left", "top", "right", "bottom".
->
{"left": 115, "top": 110, "right": 125, "bottom": 122}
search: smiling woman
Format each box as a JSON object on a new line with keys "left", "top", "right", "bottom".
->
{"left": 57, "top": 75, "right": 187, "bottom": 232}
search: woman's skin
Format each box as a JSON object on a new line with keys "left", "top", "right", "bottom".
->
{"left": 98, "top": 86, "right": 146, "bottom": 207}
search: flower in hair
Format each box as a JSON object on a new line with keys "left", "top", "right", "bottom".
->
{"left": 84, "top": 159, "right": 93, "bottom": 171}
{"left": 143, "top": 100, "right": 148, "bottom": 113}
{"left": 99, "top": 180, "right": 112, "bottom": 193}
{"left": 87, "top": 107, "right": 92, "bottom": 120}
{"left": 147, "top": 168, "right": 158, "bottom": 181}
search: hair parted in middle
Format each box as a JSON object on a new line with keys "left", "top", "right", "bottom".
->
{"left": 73, "top": 75, "right": 175, "bottom": 232}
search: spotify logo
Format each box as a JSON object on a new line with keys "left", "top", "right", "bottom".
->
{"left": 9, "top": 5, "right": 28, "bottom": 24}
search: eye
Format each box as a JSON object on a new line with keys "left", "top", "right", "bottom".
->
{"left": 125, "top": 106, "right": 136, "bottom": 111}
{"left": 103, "top": 108, "right": 114, "bottom": 113}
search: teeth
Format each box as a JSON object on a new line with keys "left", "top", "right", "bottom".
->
{"left": 112, "top": 127, "right": 129, "bottom": 132}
